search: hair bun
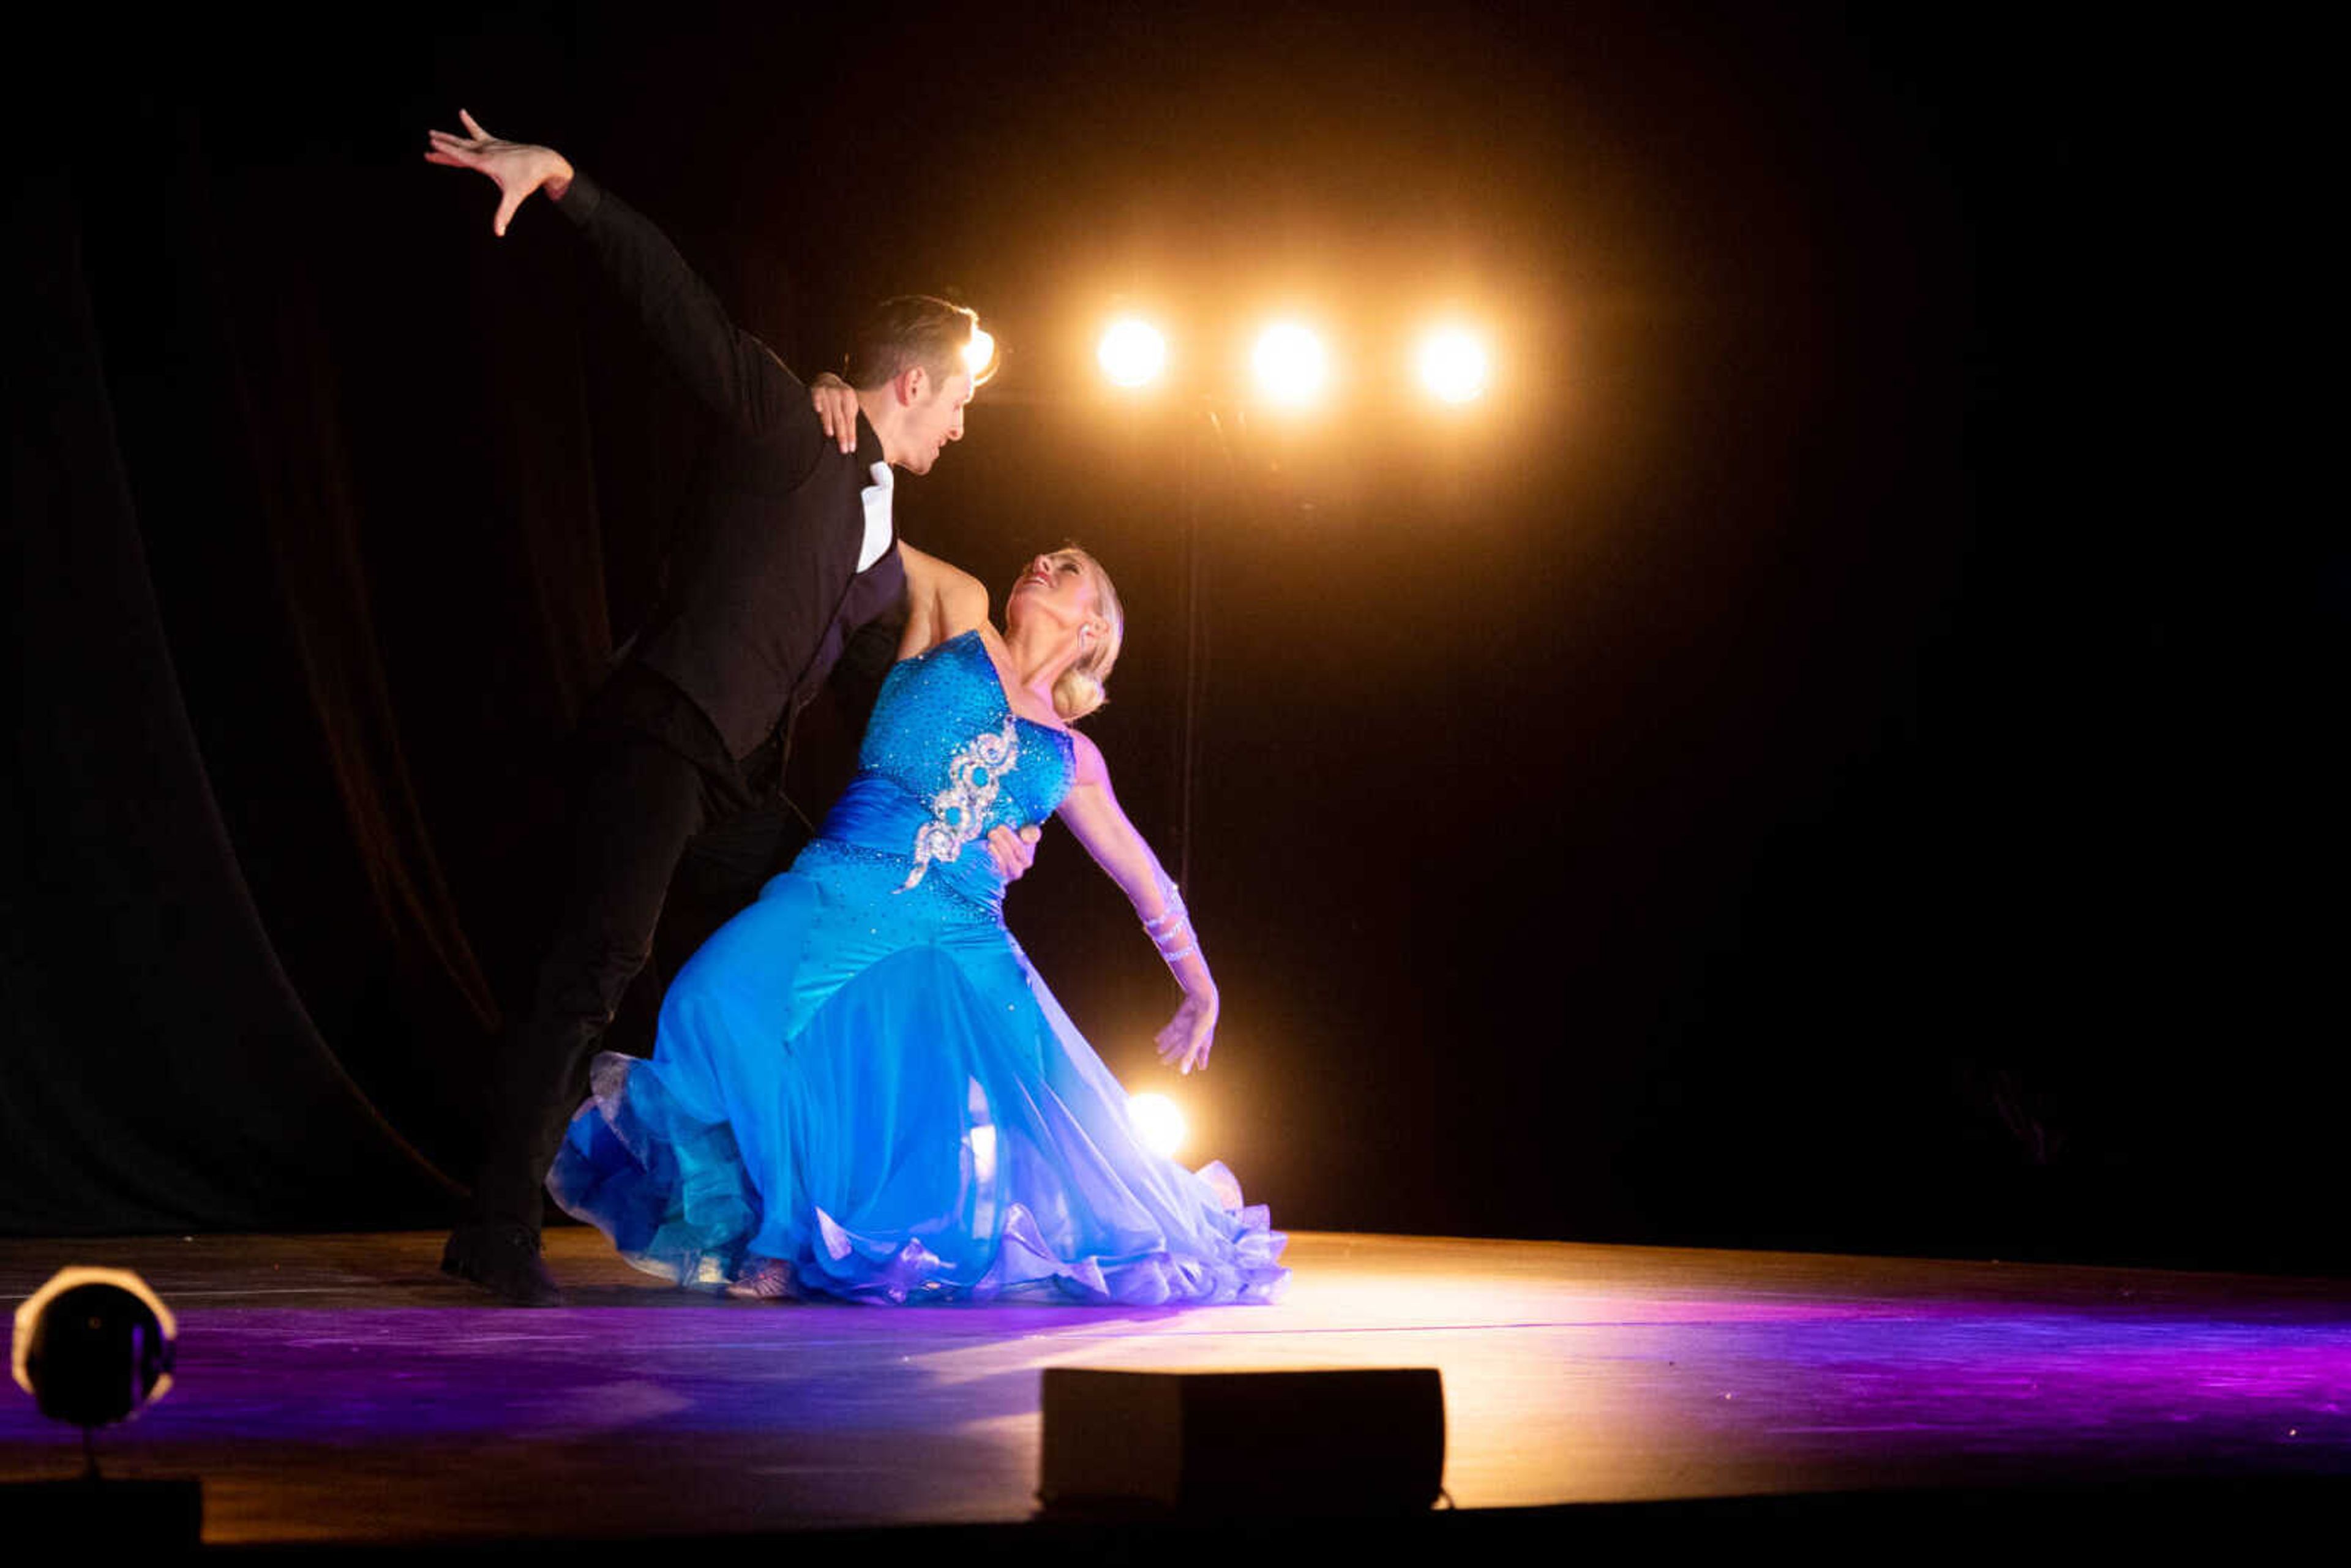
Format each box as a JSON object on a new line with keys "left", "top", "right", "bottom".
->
{"left": 1053, "top": 669, "right": 1106, "bottom": 722}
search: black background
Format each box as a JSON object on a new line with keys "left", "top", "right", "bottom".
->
{"left": 6, "top": 4, "right": 2337, "bottom": 1269}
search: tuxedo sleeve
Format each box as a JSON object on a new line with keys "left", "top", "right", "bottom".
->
{"left": 555, "top": 171, "right": 824, "bottom": 470}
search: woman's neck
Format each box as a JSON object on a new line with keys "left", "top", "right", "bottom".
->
{"left": 996, "top": 618, "right": 1078, "bottom": 716}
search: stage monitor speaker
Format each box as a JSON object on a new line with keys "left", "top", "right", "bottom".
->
{"left": 1039, "top": 1366, "right": 1445, "bottom": 1516}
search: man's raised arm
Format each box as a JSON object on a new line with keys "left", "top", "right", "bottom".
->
{"left": 426, "top": 110, "right": 822, "bottom": 459}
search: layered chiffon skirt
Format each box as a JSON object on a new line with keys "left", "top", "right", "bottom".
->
{"left": 548, "top": 842, "right": 1288, "bottom": 1305}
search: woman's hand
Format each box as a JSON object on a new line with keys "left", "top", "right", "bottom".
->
{"left": 1155, "top": 988, "right": 1218, "bottom": 1076}
{"left": 984, "top": 824, "right": 1042, "bottom": 883}
{"left": 424, "top": 110, "right": 575, "bottom": 238}
{"left": 809, "top": 372, "right": 859, "bottom": 454}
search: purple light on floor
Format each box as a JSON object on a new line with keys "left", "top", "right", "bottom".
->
{"left": 1, "top": 1306, "right": 1203, "bottom": 1446}
{"left": 1, "top": 1299, "right": 2341, "bottom": 1461}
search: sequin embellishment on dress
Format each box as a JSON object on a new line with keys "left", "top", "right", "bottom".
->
{"left": 901, "top": 718, "right": 1021, "bottom": 891}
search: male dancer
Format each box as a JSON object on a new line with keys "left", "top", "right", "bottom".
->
{"left": 426, "top": 111, "right": 1033, "bottom": 1304}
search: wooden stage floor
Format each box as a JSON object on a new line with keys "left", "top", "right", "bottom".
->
{"left": 4, "top": 1229, "right": 2350, "bottom": 1547}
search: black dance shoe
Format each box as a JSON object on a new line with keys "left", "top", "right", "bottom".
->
{"left": 441, "top": 1221, "right": 565, "bottom": 1307}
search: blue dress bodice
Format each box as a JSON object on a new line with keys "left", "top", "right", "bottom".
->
{"left": 797, "top": 631, "right": 1076, "bottom": 921}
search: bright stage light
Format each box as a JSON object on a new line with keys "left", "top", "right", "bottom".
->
{"left": 964, "top": 323, "right": 999, "bottom": 385}
{"left": 1097, "top": 318, "right": 1168, "bottom": 388}
{"left": 1251, "top": 321, "right": 1329, "bottom": 408}
{"left": 1416, "top": 326, "right": 1488, "bottom": 403}
{"left": 1127, "top": 1092, "right": 1186, "bottom": 1158}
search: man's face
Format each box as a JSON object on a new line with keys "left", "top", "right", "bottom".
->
{"left": 894, "top": 366, "right": 973, "bottom": 475}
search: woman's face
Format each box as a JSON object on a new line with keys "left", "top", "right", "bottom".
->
{"left": 1008, "top": 550, "right": 1100, "bottom": 634}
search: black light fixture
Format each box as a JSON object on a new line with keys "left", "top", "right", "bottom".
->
{"left": 12, "top": 1266, "right": 179, "bottom": 1441}
{"left": 6, "top": 1266, "right": 199, "bottom": 1546}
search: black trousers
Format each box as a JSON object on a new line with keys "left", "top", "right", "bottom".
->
{"left": 470, "top": 719, "right": 807, "bottom": 1229}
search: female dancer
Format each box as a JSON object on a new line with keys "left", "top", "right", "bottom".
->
{"left": 549, "top": 540, "right": 1288, "bottom": 1304}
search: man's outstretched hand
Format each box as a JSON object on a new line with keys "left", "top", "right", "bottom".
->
{"left": 425, "top": 110, "right": 575, "bottom": 237}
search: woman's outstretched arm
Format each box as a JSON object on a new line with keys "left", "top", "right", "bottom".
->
{"left": 1056, "top": 733, "right": 1219, "bottom": 1075}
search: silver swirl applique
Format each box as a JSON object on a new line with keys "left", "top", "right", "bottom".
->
{"left": 900, "top": 718, "right": 1021, "bottom": 891}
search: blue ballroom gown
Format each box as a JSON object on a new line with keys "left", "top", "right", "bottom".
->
{"left": 548, "top": 630, "right": 1289, "bottom": 1304}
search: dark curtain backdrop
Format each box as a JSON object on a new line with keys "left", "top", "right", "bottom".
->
{"left": 2, "top": 30, "right": 669, "bottom": 1229}
{"left": 6, "top": 7, "right": 2338, "bottom": 1266}
{"left": 0, "top": 18, "right": 1033, "bottom": 1234}
{"left": 5, "top": 165, "right": 459, "bottom": 1230}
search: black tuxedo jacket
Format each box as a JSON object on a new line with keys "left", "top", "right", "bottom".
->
{"left": 558, "top": 173, "right": 907, "bottom": 765}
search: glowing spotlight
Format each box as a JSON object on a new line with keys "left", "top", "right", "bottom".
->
{"left": 1251, "top": 321, "right": 1329, "bottom": 409}
{"left": 1127, "top": 1092, "right": 1187, "bottom": 1158}
{"left": 1098, "top": 317, "right": 1168, "bottom": 388}
{"left": 1417, "top": 326, "right": 1489, "bottom": 404}
{"left": 964, "top": 323, "right": 999, "bottom": 385}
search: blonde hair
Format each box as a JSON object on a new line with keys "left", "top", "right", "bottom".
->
{"left": 1051, "top": 548, "right": 1124, "bottom": 722}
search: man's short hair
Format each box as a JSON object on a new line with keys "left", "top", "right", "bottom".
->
{"left": 846, "top": 295, "right": 978, "bottom": 391}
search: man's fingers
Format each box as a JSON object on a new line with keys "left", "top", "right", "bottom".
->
{"left": 426, "top": 130, "right": 487, "bottom": 173}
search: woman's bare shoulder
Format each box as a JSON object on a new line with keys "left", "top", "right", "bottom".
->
{"left": 1064, "top": 724, "right": 1109, "bottom": 786}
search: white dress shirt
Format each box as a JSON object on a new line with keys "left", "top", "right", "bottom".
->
{"left": 858, "top": 462, "right": 894, "bottom": 573}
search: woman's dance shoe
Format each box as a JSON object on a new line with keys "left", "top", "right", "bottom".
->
{"left": 726, "top": 1257, "right": 795, "bottom": 1300}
